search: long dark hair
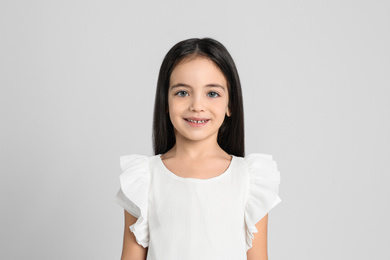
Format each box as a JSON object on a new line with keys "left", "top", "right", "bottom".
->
{"left": 152, "top": 38, "right": 245, "bottom": 157}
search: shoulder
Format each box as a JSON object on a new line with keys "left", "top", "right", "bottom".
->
{"left": 118, "top": 154, "right": 155, "bottom": 196}
{"left": 234, "top": 153, "right": 280, "bottom": 176}
{"left": 115, "top": 154, "right": 152, "bottom": 248}
{"left": 119, "top": 154, "right": 157, "bottom": 173}
{"left": 242, "top": 153, "right": 276, "bottom": 165}
{"left": 243, "top": 153, "right": 279, "bottom": 177}
{"left": 242, "top": 153, "right": 282, "bottom": 251}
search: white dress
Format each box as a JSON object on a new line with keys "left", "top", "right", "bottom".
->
{"left": 115, "top": 153, "right": 282, "bottom": 260}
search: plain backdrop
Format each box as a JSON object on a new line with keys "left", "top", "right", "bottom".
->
{"left": 1, "top": 0, "right": 389, "bottom": 259}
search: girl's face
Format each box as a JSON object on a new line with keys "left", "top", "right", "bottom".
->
{"left": 168, "top": 56, "right": 231, "bottom": 144}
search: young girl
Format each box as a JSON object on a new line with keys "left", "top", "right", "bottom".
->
{"left": 115, "top": 38, "right": 282, "bottom": 260}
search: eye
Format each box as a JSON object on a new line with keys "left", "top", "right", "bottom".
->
{"left": 175, "top": 90, "right": 189, "bottom": 97}
{"left": 207, "top": 91, "right": 220, "bottom": 98}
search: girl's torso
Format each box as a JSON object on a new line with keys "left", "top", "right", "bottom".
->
{"left": 147, "top": 154, "right": 249, "bottom": 259}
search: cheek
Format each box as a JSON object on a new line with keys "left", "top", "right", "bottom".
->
{"left": 167, "top": 96, "right": 175, "bottom": 113}
{"left": 168, "top": 99, "right": 184, "bottom": 124}
{"left": 215, "top": 100, "right": 229, "bottom": 114}
{"left": 168, "top": 99, "right": 177, "bottom": 115}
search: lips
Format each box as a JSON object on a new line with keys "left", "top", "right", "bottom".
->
{"left": 184, "top": 118, "right": 210, "bottom": 124}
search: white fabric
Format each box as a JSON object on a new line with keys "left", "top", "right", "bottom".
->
{"left": 115, "top": 153, "right": 281, "bottom": 259}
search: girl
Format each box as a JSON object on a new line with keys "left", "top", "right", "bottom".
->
{"left": 115, "top": 38, "right": 282, "bottom": 260}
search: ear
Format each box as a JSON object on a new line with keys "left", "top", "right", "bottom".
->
{"left": 226, "top": 108, "right": 231, "bottom": 117}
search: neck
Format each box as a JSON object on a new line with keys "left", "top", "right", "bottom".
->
{"left": 167, "top": 135, "right": 226, "bottom": 160}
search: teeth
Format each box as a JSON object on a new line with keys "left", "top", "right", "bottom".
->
{"left": 186, "top": 119, "right": 207, "bottom": 123}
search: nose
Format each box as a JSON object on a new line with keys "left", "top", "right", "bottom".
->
{"left": 189, "top": 94, "right": 205, "bottom": 112}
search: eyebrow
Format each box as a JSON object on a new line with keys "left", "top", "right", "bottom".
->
{"left": 170, "top": 83, "right": 226, "bottom": 92}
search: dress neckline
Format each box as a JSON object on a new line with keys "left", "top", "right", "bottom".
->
{"left": 156, "top": 154, "right": 235, "bottom": 182}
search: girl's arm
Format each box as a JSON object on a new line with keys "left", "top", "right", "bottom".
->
{"left": 246, "top": 214, "right": 269, "bottom": 260}
{"left": 120, "top": 210, "right": 148, "bottom": 260}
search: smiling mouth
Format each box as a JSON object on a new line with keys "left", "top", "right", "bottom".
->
{"left": 184, "top": 118, "right": 209, "bottom": 124}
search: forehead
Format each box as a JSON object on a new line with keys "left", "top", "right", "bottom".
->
{"left": 170, "top": 56, "right": 227, "bottom": 87}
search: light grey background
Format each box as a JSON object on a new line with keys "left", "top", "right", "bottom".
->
{"left": 1, "top": 0, "right": 389, "bottom": 259}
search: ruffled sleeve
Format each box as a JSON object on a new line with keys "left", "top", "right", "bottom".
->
{"left": 114, "top": 154, "right": 151, "bottom": 248}
{"left": 244, "top": 153, "right": 282, "bottom": 251}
